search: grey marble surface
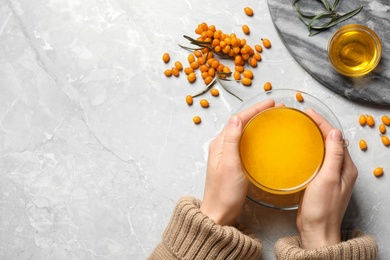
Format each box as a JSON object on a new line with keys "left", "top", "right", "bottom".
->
{"left": 0, "top": 0, "right": 389, "bottom": 259}
{"left": 268, "top": 0, "right": 390, "bottom": 105}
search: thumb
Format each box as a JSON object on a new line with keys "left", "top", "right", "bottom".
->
{"left": 318, "top": 129, "right": 345, "bottom": 181}
{"left": 222, "top": 116, "right": 243, "bottom": 163}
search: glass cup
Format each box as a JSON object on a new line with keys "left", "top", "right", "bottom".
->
{"left": 238, "top": 89, "right": 344, "bottom": 210}
{"left": 327, "top": 24, "right": 382, "bottom": 77}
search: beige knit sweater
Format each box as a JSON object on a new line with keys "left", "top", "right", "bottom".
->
{"left": 148, "top": 197, "right": 378, "bottom": 260}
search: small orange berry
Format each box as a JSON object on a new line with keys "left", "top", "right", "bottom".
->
{"left": 296, "top": 92, "right": 304, "bottom": 102}
{"left": 242, "top": 25, "right": 250, "bottom": 35}
{"left": 210, "top": 89, "right": 219, "bottom": 97}
{"left": 263, "top": 82, "right": 272, "bottom": 91}
{"left": 164, "top": 69, "right": 172, "bottom": 77}
{"left": 359, "top": 140, "right": 367, "bottom": 151}
{"left": 373, "top": 167, "right": 383, "bottom": 177}
{"left": 366, "top": 115, "right": 375, "bottom": 127}
{"left": 254, "top": 44, "right": 263, "bottom": 53}
{"left": 184, "top": 67, "right": 193, "bottom": 75}
{"left": 242, "top": 77, "right": 252, "bottom": 86}
{"left": 233, "top": 71, "right": 241, "bottom": 80}
{"left": 249, "top": 57, "right": 257, "bottom": 67}
{"left": 193, "top": 116, "right": 201, "bottom": 124}
{"left": 187, "top": 72, "right": 196, "bottom": 83}
{"left": 171, "top": 67, "right": 179, "bottom": 77}
{"left": 162, "top": 53, "right": 170, "bottom": 63}
{"left": 174, "top": 61, "right": 183, "bottom": 71}
{"left": 204, "top": 75, "right": 213, "bottom": 85}
{"left": 382, "top": 115, "right": 390, "bottom": 126}
{"left": 359, "top": 114, "right": 367, "bottom": 126}
{"left": 254, "top": 53, "right": 262, "bottom": 61}
{"left": 186, "top": 95, "right": 193, "bottom": 105}
{"left": 261, "top": 38, "right": 271, "bottom": 48}
{"left": 200, "top": 99, "right": 209, "bottom": 108}
{"left": 244, "top": 7, "right": 254, "bottom": 16}
{"left": 242, "top": 70, "right": 253, "bottom": 79}
{"left": 381, "top": 135, "right": 390, "bottom": 146}
{"left": 379, "top": 124, "right": 386, "bottom": 134}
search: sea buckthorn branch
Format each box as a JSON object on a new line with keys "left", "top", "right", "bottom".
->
{"left": 293, "top": 0, "right": 363, "bottom": 36}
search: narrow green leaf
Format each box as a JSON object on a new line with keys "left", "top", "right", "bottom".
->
{"left": 309, "top": 6, "right": 363, "bottom": 30}
{"left": 320, "top": 0, "right": 331, "bottom": 11}
{"left": 307, "top": 11, "right": 332, "bottom": 30}
{"left": 192, "top": 77, "right": 217, "bottom": 98}
{"left": 331, "top": 0, "right": 340, "bottom": 11}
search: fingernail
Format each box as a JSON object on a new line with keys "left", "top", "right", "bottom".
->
{"left": 228, "top": 116, "right": 240, "bottom": 127}
{"left": 330, "top": 129, "right": 343, "bottom": 141}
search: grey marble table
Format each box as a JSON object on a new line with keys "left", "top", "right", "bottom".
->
{"left": 268, "top": 0, "right": 390, "bottom": 106}
{"left": 0, "top": 0, "right": 389, "bottom": 259}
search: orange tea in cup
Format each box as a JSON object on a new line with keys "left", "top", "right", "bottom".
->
{"left": 240, "top": 107, "right": 325, "bottom": 200}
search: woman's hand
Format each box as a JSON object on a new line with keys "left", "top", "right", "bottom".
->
{"left": 297, "top": 108, "right": 358, "bottom": 249}
{"left": 200, "top": 100, "right": 276, "bottom": 226}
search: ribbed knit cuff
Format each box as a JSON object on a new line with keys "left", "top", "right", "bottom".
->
{"left": 274, "top": 230, "right": 378, "bottom": 260}
{"left": 148, "top": 196, "right": 262, "bottom": 260}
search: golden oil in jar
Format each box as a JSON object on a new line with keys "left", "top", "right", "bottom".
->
{"left": 328, "top": 24, "right": 382, "bottom": 77}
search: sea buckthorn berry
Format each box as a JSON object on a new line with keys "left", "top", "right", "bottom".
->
{"left": 242, "top": 70, "right": 253, "bottom": 79}
{"left": 359, "top": 114, "right": 367, "bottom": 126}
{"left": 187, "top": 72, "right": 196, "bottom": 83}
{"left": 235, "top": 65, "right": 244, "bottom": 72}
{"left": 174, "top": 61, "right": 183, "bottom": 71}
{"left": 359, "top": 140, "right": 367, "bottom": 151}
{"left": 244, "top": 7, "right": 254, "bottom": 16}
{"left": 200, "top": 99, "right": 209, "bottom": 108}
{"left": 210, "top": 89, "right": 219, "bottom": 97}
{"left": 162, "top": 53, "right": 170, "bottom": 63}
{"left": 254, "top": 44, "right": 263, "bottom": 53}
{"left": 366, "top": 115, "right": 375, "bottom": 127}
{"left": 204, "top": 75, "right": 213, "bottom": 85}
{"left": 249, "top": 57, "right": 257, "bottom": 67}
{"left": 242, "top": 25, "right": 250, "bottom": 35}
{"left": 208, "top": 68, "right": 216, "bottom": 77}
{"left": 193, "top": 116, "right": 201, "bottom": 124}
{"left": 188, "top": 54, "right": 195, "bottom": 63}
{"left": 381, "top": 135, "right": 390, "bottom": 146}
{"left": 382, "top": 115, "right": 390, "bottom": 126}
{"left": 295, "top": 92, "right": 304, "bottom": 102}
{"left": 190, "top": 61, "right": 199, "bottom": 70}
{"left": 222, "top": 66, "right": 231, "bottom": 73}
{"left": 199, "top": 64, "right": 209, "bottom": 72}
{"left": 263, "top": 82, "right": 272, "bottom": 91}
{"left": 379, "top": 124, "right": 386, "bottom": 134}
{"left": 184, "top": 67, "right": 193, "bottom": 75}
{"left": 171, "top": 67, "right": 179, "bottom": 77}
{"left": 254, "top": 53, "right": 262, "bottom": 61}
{"left": 242, "top": 77, "right": 252, "bottom": 86}
{"left": 233, "top": 71, "right": 241, "bottom": 80}
{"left": 373, "top": 167, "right": 383, "bottom": 177}
{"left": 201, "top": 71, "right": 208, "bottom": 79}
{"left": 261, "top": 38, "right": 272, "bottom": 48}
{"left": 194, "top": 50, "right": 202, "bottom": 57}
{"left": 164, "top": 69, "right": 172, "bottom": 77}
{"left": 186, "top": 95, "right": 193, "bottom": 105}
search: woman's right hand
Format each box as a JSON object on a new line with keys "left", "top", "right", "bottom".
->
{"left": 297, "top": 108, "right": 358, "bottom": 249}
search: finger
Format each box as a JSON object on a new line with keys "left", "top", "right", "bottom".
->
{"left": 340, "top": 148, "right": 358, "bottom": 186}
{"left": 316, "top": 129, "right": 345, "bottom": 183}
{"left": 221, "top": 115, "right": 244, "bottom": 171}
{"left": 305, "top": 108, "right": 334, "bottom": 138}
{"left": 236, "top": 99, "right": 275, "bottom": 125}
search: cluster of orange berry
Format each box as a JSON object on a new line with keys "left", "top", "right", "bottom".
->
{"left": 162, "top": 7, "right": 272, "bottom": 124}
{"left": 358, "top": 114, "right": 390, "bottom": 177}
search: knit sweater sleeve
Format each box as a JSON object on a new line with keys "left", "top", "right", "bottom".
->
{"left": 148, "top": 196, "right": 262, "bottom": 260}
{"left": 274, "top": 230, "right": 378, "bottom": 259}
